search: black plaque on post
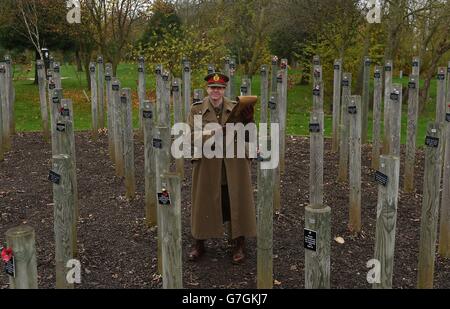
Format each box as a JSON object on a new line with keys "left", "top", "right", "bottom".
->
{"left": 309, "top": 123, "right": 320, "bottom": 133}
{"left": 425, "top": 136, "right": 439, "bottom": 148}
{"left": 408, "top": 82, "right": 416, "bottom": 89}
{"left": 375, "top": 171, "right": 388, "bottom": 186}
{"left": 348, "top": 106, "right": 357, "bottom": 114}
{"left": 313, "top": 88, "right": 320, "bottom": 96}
{"left": 385, "top": 66, "right": 392, "bottom": 72}
{"left": 268, "top": 100, "right": 276, "bottom": 110}
{"left": 158, "top": 191, "right": 171, "bottom": 206}
{"left": 334, "top": 65, "right": 340, "bottom": 70}
{"left": 390, "top": 92, "right": 399, "bottom": 101}
{"left": 143, "top": 110, "right": 153, "bottom": 119}
{"left": 437, "top": 74, "right": 445, "bottom": 81}
{"left": 446, "top": 113, "right": 450, "bottom": 122}
{"left": 342, "top": 80, "right": 349, "bottom": 87}
{"left": 56, "top": 122, "right": 66, "bottom": 132}
{"left": 374, "top": 72, "right": 381, "bottom": 79}
{"left": 112, "top": 84, "right": 119, "bottom": 91}
{"left": 153, "top": 138, "right": 163, "bottom": 149}
{"left": 4, "top": 256, "right": 15, "bottom": 278}
{"left": 48, "top": 171, "right": 61, "bottom": 184}
{"left": 304, "top": 229, "right": 317, "bottom": 251}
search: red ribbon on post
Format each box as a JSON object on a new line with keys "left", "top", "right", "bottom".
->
{"left": 1, "top": 247, "right": 13, "bottom": 263}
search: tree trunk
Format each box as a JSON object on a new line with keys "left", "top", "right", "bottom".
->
{"left": 75, "top": 49, "right": 83, "bottom": 72}
{"left": 34, "top": 49, "right": 39, "bottom": 85}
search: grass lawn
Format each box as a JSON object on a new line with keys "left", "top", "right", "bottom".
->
{"left": 11, "top": 63, "right": 440, "bottom": 147}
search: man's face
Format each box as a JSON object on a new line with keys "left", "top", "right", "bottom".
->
{"left": 207, "top": 86, "right": 225, "bottom": 101}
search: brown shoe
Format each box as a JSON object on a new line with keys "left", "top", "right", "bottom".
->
{"left": 232, "top": 236, "right": 245, "bottom": 264}
{"left": 188, "top": 240, "right": 205, "bottom": 261}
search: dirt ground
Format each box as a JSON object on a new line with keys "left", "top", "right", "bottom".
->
{"left": 0, "top": 131, "right": 449, "bottom": 289}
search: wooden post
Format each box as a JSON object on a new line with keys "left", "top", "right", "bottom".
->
{"left": 270, "top": 56, "right": 278, "bottom": 93}
{"left": 138, "top": 56, "right": 146, "bottom": 138}
{"left": 373, "top": 155, "right": 400, "bottom": 289}
{"left": 161, "top": 71, "right": 171, "bottom": 127}
{"left": 338, "top": 73, "right": 352, "bottom": 182}
{"left": 240, "top": 79, "right": 249, "bottom": 96}
{"left": 51, "top": 88, "right": 63, "bottom": 156}
{"left": 224, "top": 57, "right": 231, "bottom": 98}
{"left": 417, "top": 123, "right": 444, "bottom": 288}
{"left": 155, "top": 126, "right": 171, "bottom": 274}
{"left": 5, "top": 56, "right": 15, "bottom": 135}
{"left": 304, "top": 205, "right": 331, "bottom": 289}
{"left": 348, "top": 95, "right": 361, "bottom": 234}
{"left": 280, "top": 59, "right": 288, "bottom": 173}
{"left": 89, "top": 62, "right": 98, "bottom": 137}
{"left": 388, "top": 84, "right": 402, "bottom": 157}
{"left": 173, "top": 78, "right": 184, "bottom": 179}
{"left": 0, "top": 64, "right": 8, "bottom": 153}
{"left": 404, "top": 75, "right": 419, "bottom": 192}
{"left": 332, "top": 59, "right": 342, "bottom": 152}
{"left": 436, "top": 67, "right": 447, "bottom": 124}
{"left": 55, "top": 115, "right": 78, "bottom": 256}
{"left": 37, "top": 60, "right": 50, "bottom": 140}
{"left": 53, "top": 62, "right": 61, "bottom": 89}
{"left": 5, "top": 225, "right": 38, "bottom": 289}
{"left": 446, "top": 61, "right": 450, "bottom": 106}
{"left": 372, "top": 66, "right": 383, "bottom": 169}
{"left": 229, "top": 58, "right": 236, "bottom": 99}
{"left": 268, "top": 93, "right": 280, "bottom": 212}
{"left": 112, "top": 79, "right": 124, "bottom": 177}
{"left": 155, "top": 64, "right": 163, "bottom": 125}
{"left": 383, "top": 60, "right": 393, "bottom": 154}
{"left": 362, "top": 56, "right": 371, "bottom": 144}
{"left": 0, "top": 63, "right": 11, "bottom": 152}
{"left": 105, "top": 63, "right": 114, "bottom": 161}
{"left": 257, "top": 136, "right": 274, "bottom": 289}
{"left": 309, "top": 111, "right": 324, "bottom": 208}
{"left": 121, "top": 88, "right": 136, "bottom": 200}
{"left": 159, "top": 173, "right": 183, "bottom": 289}
{"left": 97, "top": 57, "right": 105, "bottom": 129}
{"left": 260, "top": 65, "right": 269, "bottom": 124}
{"left": 439, "top": 102, "right": 450, "bottom": 258}
{"left": 143, "top": 100, "right": 157, "bottom": 227}
{"left": 182, "top": 60, "right": 191, "bottom": 119}
{"left": 52, "top": 154, "right": 75, "bottom": 289}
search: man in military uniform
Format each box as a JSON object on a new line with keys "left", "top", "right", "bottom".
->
{"left": 187, "top": 72, "right": 256, "bottom": 264}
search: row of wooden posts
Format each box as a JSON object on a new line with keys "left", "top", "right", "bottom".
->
{"left": 3, "top": 54, "right": 449, "bottom": 289}
{"left": 0, "top": 55, "right": 15, "bottom": 162}
{"left": 300, "top": 55, "right": 450, "bottom": 289}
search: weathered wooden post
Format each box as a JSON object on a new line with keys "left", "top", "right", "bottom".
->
{"left": 388, "top": 84, "right": 402, "bottom": 157}
{"left": 55, "top": 115, "right": 78, "bottom": 255}
{"left": 138, "top": 56, "right": 146, "bottom": 138}
{"left": 270, "top": 56, "right": 278, "bottom": 93}
{"left": 51, "top": 88, "right": 64, "bottom": 156}
{"left": 121, "top": 89, "right": 136, "bottom": 200}
{"left": 332, "top": 59, "right": 342, "bottom": 152}
{"left": 383, "top": 60, "right": 393, "bottom": 154}
{"left": 112, "top": 79, "right": 124, "bottom": 177}
{"left": 373, "top": 155, "right": 400, "bottom": 289}
{"left": 154, "top": 126, "right": 171, "bottom": 274}
{"left": 229, "top": 58, "right": 236, "bottom": 99}
{"left": 155, "top": 64, "right": 163, "bottom": 125}
{"left": 161, "top": 71, "right": 171, "bottom": 127}
{"left": 224, "top": 57, "right": 231, "bottom": 98}
{"left": 105, "top": 63, "right": 114, "bottom": 161}
{"left": 417, "top": 123, "right": 444, "bottom": 288}
{"left": 36, "top": 60, "right": 50, "bottom": 140}
{"left": 97, "top": 57, "right": 105, "bottom": 129}
{"left": 305, "top": 109, "right": 330, "bottom": 288}
{"left": 404, "top": 75, "right": 419, "bottom": 192}
{"left": 143, "top": 100, "right": 157, "bottom": 227}
{"left": 4, "top": 225, "right": 38, "bottom": 289}
{"left": 338, "top": 73, "right": 352, "bottom": 182}
{"left": 51, "top": 154, "right": 75, "bottom": 289}
{"left": 0, "top": 64, "right": 8, "bottom": 153}
{"left": 446, "top": 61, "right": 450, "bottom": 105}
{"left": 372, "top": 66, "right": 383, "bottom": 169}
{"left": 240, "top": 80, "right": 249, "bottom": 96}
{"left": 436, "top": 67, "right": 447, "bottom": 124}
{"left": 173, "top": 78, "right": 184, "bottom": 179}
{"left": 182, "top": 60, "right": 191, "bottom": 118}
{"left": 61, "top": 99, "right": 77, "bottom": 215}
{"left": 159, "top": 173, "right": 183, "bottom": 289}
{"left": 89, "top": 62, "right": 98, "bottom": 138}
{"left": 5, "top": 56, "right": 15, "bottom": 135}
{"left": 362, "top": 56, "right": 371, "bottom": 144}
{"left": 260, "top": 65, "right": 269, "bottom": 125}
{"left": 439, "top": 101, "right": 450, "bottom": 258}
{"left": 268, "top": 93, "right": 280, "bottom": 212}
{"left": 53, "top": 62, "right": 61, "bottom": 89}
{"left": 279, "top": 59, "right": 288, "bottom": 173}
{"left": 0, "top": 63, "right": 11, "bottom": 152}
{"left": 257, "top": 136, "right": 275, "bottom": 289}
{"left": 348, "top": 95, "right": 361, "bottom": 234}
